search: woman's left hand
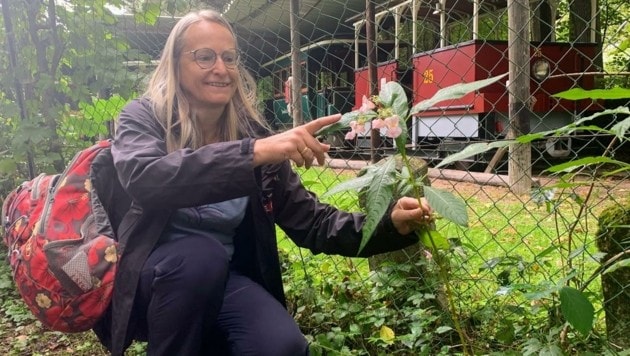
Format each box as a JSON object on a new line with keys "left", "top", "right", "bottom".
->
{"left": 390, "top": 197, "right": 433, "bottom": 235}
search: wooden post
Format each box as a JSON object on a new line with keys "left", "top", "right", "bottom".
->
{"left": 596, "top": 202, "right": 630, "bottom": 349}
{"left": 289, "top": 0, "right": 303, "bottom": 126}
{"left": 366, "top": 0, "right": 382, "bottom": 163}
{"left": 507, "top": 0, "right": 532, "bottom": 194}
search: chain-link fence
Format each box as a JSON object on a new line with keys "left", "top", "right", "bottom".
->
{"left": 1, "top": 0, "right": 629, "bottom": 354}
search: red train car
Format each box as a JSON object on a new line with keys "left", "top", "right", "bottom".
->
{"left": 354, "top": 59, "right": 401, "bottom": 110}
{"left": 408, "top": 40, "right": 600, "bottom": 157}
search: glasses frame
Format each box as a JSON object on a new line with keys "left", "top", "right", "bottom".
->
{"left": 187, "top": 48, "right": 240, "bottom": 69}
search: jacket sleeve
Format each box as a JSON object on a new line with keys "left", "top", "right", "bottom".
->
{"left": 111, "top": 99, "right": 259, "bottom": 210}
{"left": 272, "top": 162, "right": 418, "bottom": 257}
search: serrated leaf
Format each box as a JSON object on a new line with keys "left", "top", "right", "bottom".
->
{"left": 602, "top": 165, "right": 630, "bottom": 176}
{"left": 358, "top": 157, "right": 397, "bottom": 254}
{"left": 379, "top": 81, "right": 409, "bottom": 118}
{"left": 436, "top": 326, "right": 453, "bottom": 334}
{"left": 417, "top": 227, "right": 449, "bottom": 251}
{"left": 479, "top": 257, "right": 503, "bottom": 270}
{"left": 320, "top": 175, "right": 373, "bottom": 198}
{"left": 434, "top": 141, "right": 512, "bottom": 169}
{"left": 379, "top": 325, "right": 395, "bottom": 344}
{"left": 559, "top": 286, "right": 594, "bottom": 336}
{"left": 523, "top": 286, "right": 559, "bottom": 301}
{"left": 410, "top": 73, "right": 507, "bottom": 114}
{"left": 423, "top": 186, "right": 468, "bottom": 227}
{"left": 552, "top": 87, "right": 630, "bottom": 100}
{"left": 603, "top": 258, "right": 630, "bottom": 274}
{"left": 545, "top": 156, "right": 625, "bottom": 173}
{"left": 610, "top": 115, "right": 630, "bottom": 139}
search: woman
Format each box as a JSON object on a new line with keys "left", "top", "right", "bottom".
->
{"left": 94, "top": 9, "right": 432, "bottom": 356}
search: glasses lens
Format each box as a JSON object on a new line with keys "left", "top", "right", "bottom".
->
{"left": 221, "top": 50, "right": 239, "bottom": 68}
{"left": 194, "top": 48, "right": 217, "bottom": 69}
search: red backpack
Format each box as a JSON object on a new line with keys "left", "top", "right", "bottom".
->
{"left": 1, "top": 140, "right": 117, "bottom": 332}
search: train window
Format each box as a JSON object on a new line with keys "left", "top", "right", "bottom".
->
{"left": 272, "top": 70, "right": 287, "bottom": 99}
{"left": 411, "top": 21, "right": 440, "bottom": 52}
{"left": 318, "top": 71, "right": 333, "bottom": 91}
{"left": 270, "top": 63, "right": 307, "bottom": 99}
{"left": 257, "top": 76, "right": 273, "bottom": 101}
{"left": 441, "top": 8, "right": 509, "bottom": 43}
{"left": 338, "top": 72, "right": 351, "bottom": 88}
{"left": 448, "top": 19, "right": 473, "bottom": 45}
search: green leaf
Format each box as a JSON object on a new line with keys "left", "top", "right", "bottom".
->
{"left": 418, "top": 228, "right": 450, "bottom": 251}
{"left": 379, "top": 81, "right": 409, "bottom": 119}
{"left": 552, "top": 87, "right": 630, "bottom": 100}
{"left": 320, "top": 175, "right": 374, "bottom": 198}
{"left": 435, "top": 326, "right": 453, "bottom": 334}
{"left": 423, "top": 186, "right": 468, "bottom": 227}
{"left": 524, "top": 285, "right": 559, "bottom": 301}
{"left": 546, "top": 156, "right": 626, "bottom": 173}
{"left": 379, "top": 325, "right": 395, "bottom": 344}
{"left": 358, "top": 157, "right": 397, "bottom": 254}
{"left": 135, "top": 3, "right": 161, "bottom": 25}
{"left": 434, "top": 141, "right": 512, "bottom": 169}
{"left": 559, "top": 286, "right": 594, "bottom": 336}
{"left": 602, "top": 165, "right": 630, "bottom": 177}
{"left": 0, "top": 158, "right": 18, "bottom": 174}
{"left": 610, "top": 115, "right": 630, "bottom": 139}
{"left": 410, "top": 73, "right": 508, "bottom": 115}
{"left": 603, "top": 258, "right": 630, "bottom": 274}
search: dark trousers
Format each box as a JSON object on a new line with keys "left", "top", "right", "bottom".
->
{"left": 133, "top": 236, "right": 308, "bottom": 356}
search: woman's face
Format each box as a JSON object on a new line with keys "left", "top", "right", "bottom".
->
{"left": 178, "top": 21, "right": 238, "bottom": 113}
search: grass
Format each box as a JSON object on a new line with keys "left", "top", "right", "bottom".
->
{"left": 281, "top": 165, "right": 628, "bottom": 353}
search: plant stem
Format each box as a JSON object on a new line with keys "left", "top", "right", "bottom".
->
{"left": 399, "top": 150, "right": 471, "bottom": 354}
{"left": 425, "top": 228, "right": 472, "bottom": 355}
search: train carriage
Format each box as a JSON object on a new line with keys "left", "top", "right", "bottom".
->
{"left": 257, "top": 0, "right": 611, "bottom": 167}
{"left": 258, "top": 39, "right": 397, "bottom": 131}
{"left": 410, "top": 40, "right": 600, "bottom": 159}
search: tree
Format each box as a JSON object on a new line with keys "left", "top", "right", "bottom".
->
{"left": 0, "top": 0, "right": 137, "bottom": 181}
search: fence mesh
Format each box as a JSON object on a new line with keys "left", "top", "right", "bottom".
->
{"left": 1, "top": 0, "right": 629, "bottom": 354}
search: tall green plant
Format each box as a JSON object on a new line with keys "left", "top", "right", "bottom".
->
{"left": 318, "top": 73, "right": 508, "bottom": 354}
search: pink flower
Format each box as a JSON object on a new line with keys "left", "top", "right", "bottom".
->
{"left": 377, "top": 115, "right": 402, "bottom": 138}
{"left": 371, "top": 118, "right": 385, "bottom": 129}
{"left": 345, "top": 120, "right": 369, "bottom": 140}
{"left": 359, "top": 96, "right": 376, "bottom": 113}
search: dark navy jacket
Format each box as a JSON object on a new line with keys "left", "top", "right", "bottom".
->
{"left": 92, "top": 98, "right": 417, "bottom": 355}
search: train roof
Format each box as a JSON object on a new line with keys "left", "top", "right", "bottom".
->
{"left": 113, "top": 0, "right": 510, "bottom": 71}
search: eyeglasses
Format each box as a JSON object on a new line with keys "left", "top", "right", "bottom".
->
{"left": 187, "top": 48, "right": 240, "bottom": 69}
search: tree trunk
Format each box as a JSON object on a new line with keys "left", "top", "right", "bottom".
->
{"left": 596, "top": 201, "right": 630, "bottom": 350}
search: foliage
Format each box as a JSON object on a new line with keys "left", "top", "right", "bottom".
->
{"left": 0, "top": 0, "right": 144, "bottom": 188}
{"left": 319, "top": 76, "right": 513, "bottom": 254}
{"left": 437, "top": 86, "right": 629, "bottom": 351}
{"left": 318, "top": 74, "right": 512, "bottom": 354}
{"left": 278, "top": 241, "right": 453, "bottom": 355}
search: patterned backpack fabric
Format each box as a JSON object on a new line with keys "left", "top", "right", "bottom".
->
{"left": 1, "top": 140, "right": 117, "bottom": 332}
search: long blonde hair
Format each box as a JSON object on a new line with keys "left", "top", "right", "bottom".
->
{"left": 144, "top": 10, "right": 268, "bottom": 152}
